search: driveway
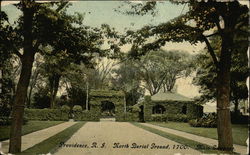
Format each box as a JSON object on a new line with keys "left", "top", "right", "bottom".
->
{"left": 55, "top": 121, "right": 200, "bottom": 155}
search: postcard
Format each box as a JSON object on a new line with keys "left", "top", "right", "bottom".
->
{"left": 0, "top": 0, "right": 249, "bottom": 155}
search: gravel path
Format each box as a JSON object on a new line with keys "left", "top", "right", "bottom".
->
{"left": 55, "top": 122, "right": 200, "bottom": 155}
{"left": 142, "top": 123, "right": 247, "bottom": 155}
{"left": 0, "top": 122, "right": 76, "bottom": 154}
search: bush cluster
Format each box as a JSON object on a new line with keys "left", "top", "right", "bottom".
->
{"left": 165, "top": 114, "right": 189, "bottom": 122}
{"left": 72, "top": 105, "right": 100, "bottom": 121}
{"left": 189, "top": 113, "right": 217, "bottom": 128}
{"left": 0, "top": 116, "right": 28, "bottom": 126}
{"left": 24, "top": 108, "right": 69, "bottom": 121}
{"left": 151, "top": 114, "right": 188, "bottom": 122}
{"left": 116, "top": 112, "right": 140, "bottom": 122}
{"left": 151, "top": 114, "right": 168, "bottom": 122}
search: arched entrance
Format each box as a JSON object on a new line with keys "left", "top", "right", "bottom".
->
{"left": 89, "top": 90, "right": 125, "bottom": 121}
{"left": 101, "top": 101, "right": 115, "bottom": 118}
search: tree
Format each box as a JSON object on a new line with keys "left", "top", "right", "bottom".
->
{"left": 111, "top": 59, "right": 144, "bottom": 107}
{"left": 193, "top": 35, "right": 248, "bottom": 115}
{"left": 121, "top": 0, "right": 248, "bottom": 151}
{"left": 26, "top": 53, "right": 43, "bottom": 108}
{"left": 2, "top": 0, "right": 105, "bottom": 152}
{"left": 136, "top": 50, "right": 193, "bottom": 95}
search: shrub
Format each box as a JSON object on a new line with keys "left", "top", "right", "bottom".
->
{"left": 72, "top": 105, "right": 83, "bottom": 112}
{"left": 231, "top": 112, "right": 248, "bottom": 124}
{"left": 75, "top": 110, "right": 100, "bottom": 121}
{"left": 151, "top": 114, "right": 168, "bottom": 122}
{"left": 165, "top": 114, "right": 189, "bottom": 122}
{"left": 72, "top": 105, "right": 83, "bottom": 120}
{"left": 189, "top": 113, "right": 217, "bottom": 128}
{"left": 131, "top": 105, "right": 141, "bottom": 113}
{"left": 116, "top": 112, "right": 140, "bottom": 122}
{"left": 24, "top": 108, "right": 69, "bottom": 121}
{"left": 61, "top": 105, "right": 70, "bottom": 112}
{"left": 0, "top": 116, "right": 28, "bottom": 126}
{"left": 0, "top": 117, "right": 11, "bottom": 126}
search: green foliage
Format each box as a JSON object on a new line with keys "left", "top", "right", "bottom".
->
{"left": 72, "top": 105, "right": 83, "bottom": 112}
{"left": 73, "top": 110, "right": 100, "bottom": 121}
{"left": 67, "top": 87, "right": 87, "bottom": 108}
{"left": 33, "top": 90, "right": 51, "bottom": 109}
{"left": 135, "top": 50, "right": 194, "bottom": 95}
{"left": 60, "top": 105, "right": 70, "bottom": 112}
{"left": 111, "top": 60, "right": 144, "bottom": 106}
{"left": 131, "top": 105, "right": 141, "bottom": 113}
{"left": 0, "top": 116, "right": 12, "bottom": 126}
{"left": 151, "top": 114, "right": 189, "bottom": 122}
{"left": 72, "top": 105, "right": 83, "bottom": 120}
{"left": 151, "top": 114, "right": 168, "bottom": 122}
{"left": 143, "top": 96, "right": 202, "bottom": 122}
{"left": 166, "top": 114, "right": 189, "bottom": 122}
{"left": 193, "top": 36, "right": 248, "bottom": 105}
{"left": 0, "top": 115, "right": 28, "bottom": 126}
{"left": 90, "top": 89, "right": 124, "bottom": 97}
{"left": 116, "top": 112, "right": 140, "bottom": 122}
{"left": 24, "top": 108, "right": 69, "bottom": 121}
{"left": 189, "top": 113, "right": 217, "bottom": 128}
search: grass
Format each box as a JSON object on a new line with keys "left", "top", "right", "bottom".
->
{"left": 131, "top": 122, "right": 237, "bottom": 154}
{"left": 18, "top": 122, "right": 85, "bottom": 155}
{"left": 149, "top": 122, "right": 248, "bottom": 146}
{"left": 0, "top": 121, "right": 64, "bottom": 141}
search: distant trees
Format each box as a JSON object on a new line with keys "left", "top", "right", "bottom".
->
{"left": 137, "top": 50, "right": 194, "bottom": 95}
{"left": 112, "top": 59, "right": 143, "bottom": 106}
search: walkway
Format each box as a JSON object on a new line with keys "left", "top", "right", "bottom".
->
{"left": 55, "top": 121, "right": 200, "bottom": 155}
{"left": 0, "top": 122, "right": 76, "bottom": 154}
{"left": 142, "top": 123, "right": 248, "bottom": 155}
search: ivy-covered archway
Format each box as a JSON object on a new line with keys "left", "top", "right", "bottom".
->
{"left": 89, "top": 90, "right": 125, "bottom": 121}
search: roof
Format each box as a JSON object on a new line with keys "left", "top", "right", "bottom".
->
{"left": 151, "top": 92, "right": 192, "bottom": 102}
{"left": 90, "top": 89, "right": 124, "bottom": 97}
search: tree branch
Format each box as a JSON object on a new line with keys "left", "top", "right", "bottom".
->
{"left": 201, "top": 35, "right": 219, "bottom": 69}
{"left": 205, "top": 32, "right": 219, "bottom": 38}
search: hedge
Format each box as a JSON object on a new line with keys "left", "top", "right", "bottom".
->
{"left": 189, "top": 113, "right": 217, "bottom": 128}
{"left": 0, "top": 116, "right": 28, "bottom": 126}
{"left": 24, "top": 107, "right": 70, "bottom": 121}
{"left": 73, "top": 109, "right": 100, "bottom": 121}
{"left": 151, "top": 114, "right": 189, "bottom": 122}
{"left": 116, "top": 112, "right": 140, "bottom": 122}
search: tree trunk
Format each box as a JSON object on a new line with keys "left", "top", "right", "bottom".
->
{"left": 234, "top": 99, "right": 239, "bottom": 114}
{"left": 27, "top": 85, "right": 33, "bottom": 108}
{"left": 9, "top": 1, "right": 35, "bottom": 153}
{"left": 50, "top": 74, "right": 60, "bottom": 109}
{"left": 86, "top": 81, "right": 89, "bottom": 110}
{"left": 216, "top": 32, "right": 233, "bottom": 151}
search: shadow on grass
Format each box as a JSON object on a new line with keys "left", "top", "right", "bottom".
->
{"left": 131, "top": 122, "right": 238, "bottom": 155}
{"left": 18, "top": 122, "right": 86, "bottom": 155}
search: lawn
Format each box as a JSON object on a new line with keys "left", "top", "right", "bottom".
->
{"left": 150, "top": 122, "right": 248, "bottom": 146}
{"left": 0, "top": 121, "right": 64, "bottom": 141}
{"left": 18, "top": 122, "right": 85, "bottom": 155}
{"left": 132, "top": 123, "right": 235, "bottom": 154}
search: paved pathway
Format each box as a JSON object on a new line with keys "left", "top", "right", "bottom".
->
{"left": 55, "top": 122, "right": 200, "bottom": 155}
{"left": 142, "top": 123, "right": 248, "bottom": 155}
{"left": 0, "top": 122, "right": 76, "bottom": 154}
